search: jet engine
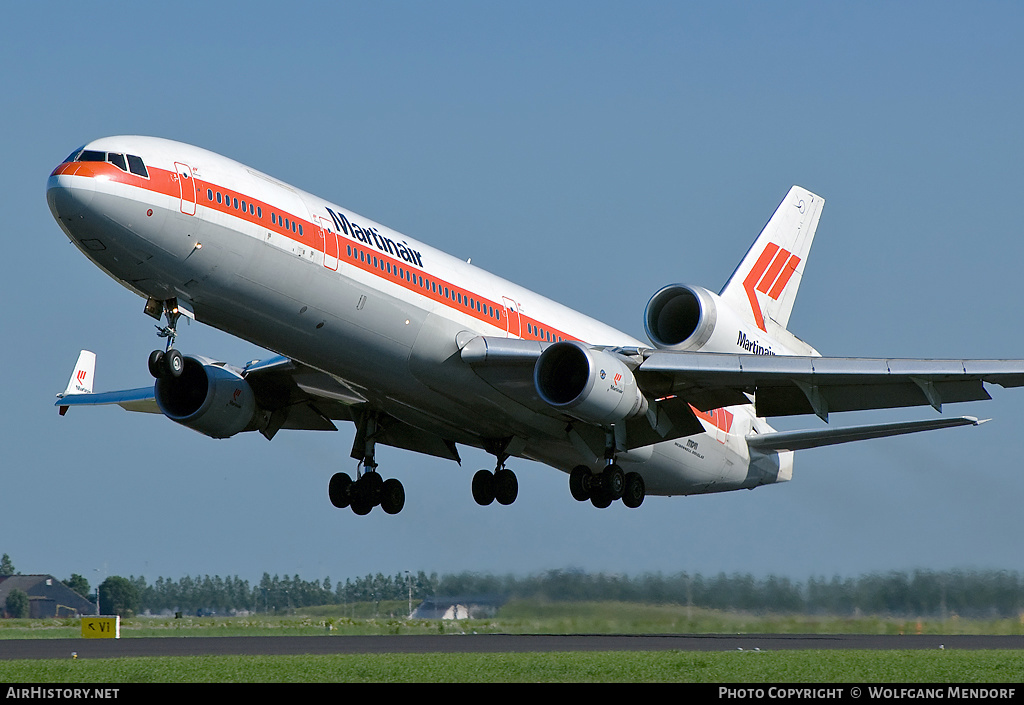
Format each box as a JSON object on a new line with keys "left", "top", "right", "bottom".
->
{"left": 644, "top": 284, "right": 720, "bottom": 351}
{"left": 534, "top": 341, "right": 648, "bottom": 425}
{"left": 155, "top": 355, "right": 260, "bottom": 438}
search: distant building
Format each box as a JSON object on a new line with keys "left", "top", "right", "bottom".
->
{"left": 411, "top": 595, "right": 507, "bottom": 620}
{"left": 0, "top": 575, "right": 96, "bottom": 618}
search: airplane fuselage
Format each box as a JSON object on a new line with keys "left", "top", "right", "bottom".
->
{"left": 47, "top": 136, "right": 792, "bottom": 498}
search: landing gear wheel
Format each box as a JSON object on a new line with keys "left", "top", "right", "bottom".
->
{"left": 164, "top": 349, "right": 184, "bottom": 378}
{"left": 350, "top": 496, "right": 373, "bottom": 515}
{"left": 381, "top": 478, "right": 405, "bottom": 515}
{"left": 603, "top": 463, "right": 625, "bottom": 500}
{"left": 148, "top": 350, "right": 165, "bottom": 379}
{"left": 622, "top": 472, "right": 645, "bottom": 509}
{"left": 329, "top": 472, "right": 352, "bottom": 509}
{"left": 472, "top": 469, "right": 495, "bottom": 506}
{"left": 569, "top": 465, "right": 591, "bottom": 501}
{"left": 590, "top": 490, "right": 612, "bottom": 509}
{"left": 494, "top": 468, "right": 518, "bottom": 506}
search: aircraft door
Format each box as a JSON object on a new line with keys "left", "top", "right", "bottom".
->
{"left": 502, "top": 297, "right": 522, "bottom": 338}
{"left": 316, "top": 215, "right": 338, "bottom": 271}
{"left": 174, "top": 162, "right": 196, "bottom": 216}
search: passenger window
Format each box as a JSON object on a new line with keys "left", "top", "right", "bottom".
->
{"left": 126, "top": 154, "right": 149, "bottom": 177}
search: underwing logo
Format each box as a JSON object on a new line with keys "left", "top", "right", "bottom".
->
{"left": 742, "top": 242, "right": 801, "bottom": 331}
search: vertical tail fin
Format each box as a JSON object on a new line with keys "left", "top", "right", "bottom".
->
{"left": 719, "top": 186, "right": 824, "bottom": 334}
{"left": 60, "top": 350, "right": 96, "bottom": 404}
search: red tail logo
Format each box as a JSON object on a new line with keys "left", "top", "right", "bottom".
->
{"left": 742, "top": 243, "right": 801, "bottom": 331}
{"left": 76, "top": 369, "right": 87, "bottom": 384}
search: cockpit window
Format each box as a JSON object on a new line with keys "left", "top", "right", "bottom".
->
{"left": 70, "top": 149, "right": 149, "bottom": 178}
{"left": 126, "top": 154, "right": 148, "bottom": 178}
{"left": 107, "top": 153, "right": 127, "bottom": 172}
{"left": 63, "top": 147, "right": 84, "bottom": 163}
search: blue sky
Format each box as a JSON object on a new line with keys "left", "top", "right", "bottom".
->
{"left": 3, "top": 2, "right": 1023, "bottom": 589}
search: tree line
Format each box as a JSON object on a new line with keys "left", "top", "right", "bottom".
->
{"left": 102, "top": 569, "right": 1024, "bottom": 618}
{"left": 4, "top": 551, "right": 1021, "bottom": 619}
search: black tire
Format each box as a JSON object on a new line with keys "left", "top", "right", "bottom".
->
{"left": 494, "top": 468, "right": 518, "bottom": 506}
{"left": 603, "top": 463, "right": 625, "bottom": 500}
{"left": 569, "top": 465, "right": 591, "bottom": 501}
{"left": 164, "top": 349, "right": 184, "bottom": 378}
{"left": 350, "top": 497, "right": 372, "bottom": 515}
{"left": 590, "top": 490, "right": 612, "bottom": 509}
{"left": 329, "top": 472, "right": 352, "bottom": 508}
{"left": 381, "top": 478, "right": 405, "bottom": 515}
{"left": 361, "top": 471, "right": 384, "bottom": 506}
{"left": 622, "top": 472, "right": 645, "bottom": 509}
{"left": 472, "top": 469, "right": 495, "bottom": 506}
{"left": 148, "top": 350, "right": 165, "bottom": 379}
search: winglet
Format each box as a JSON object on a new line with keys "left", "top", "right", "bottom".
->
{"left": 58, "top": 350, "right": 96, "bottom": 415}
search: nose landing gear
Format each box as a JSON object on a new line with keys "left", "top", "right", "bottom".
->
{"left": 146, "top": 298, "right": 187, "bottom": 379}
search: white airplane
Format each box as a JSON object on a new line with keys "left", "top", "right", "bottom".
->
{"left": 48, "top": 136, "right": 1024, "bottom": 516}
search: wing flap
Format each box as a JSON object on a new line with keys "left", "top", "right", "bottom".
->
{"left": 639, "top": 351, "right": 1024, "bottom": 419}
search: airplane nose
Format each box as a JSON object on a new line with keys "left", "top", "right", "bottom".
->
{"left": 46, "top": 166, "right": 95, "bottom": 223}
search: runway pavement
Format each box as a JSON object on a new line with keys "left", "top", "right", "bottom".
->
{"left": 2, "top": 633, "right": 1022, "bottom": 660}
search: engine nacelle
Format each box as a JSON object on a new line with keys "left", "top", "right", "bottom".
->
{"left": 645, "top": 283, "right": 809, "bottom": 356}
{"left": 155, "top": 355, "right": 259, "bottom": 438}
{"left": 644, "top": 284, "right": 720, "bottom": 351}
{"left": 534, "top": 341, "right": 648, "bottom": 425}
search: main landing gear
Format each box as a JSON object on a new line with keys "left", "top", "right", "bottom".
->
{"left": 146, "top": 298, "right": 185, "bottom": 379}
{"left": 472, "top": 445, "right": 519, "bottom": 507}
{"left": 329, "top": 468, "right": 406, "bottom": 516}
{"left": 569, "top": 425, "right": 645, "bottom": 509}
{"left": 329, "top": 411, "right": 406, "bottom": 516}
{"left": 569, "top": 464, "right": 645, "bottom": 510}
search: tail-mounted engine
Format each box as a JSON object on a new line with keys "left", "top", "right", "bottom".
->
{"left": 155, "top": 355, "right": 260, "bottom": 438}
{"left": 644, "top": 284, "right": 720, "bottom": 351}
{"left": 534, "top": 341, "right": 648, "bottom": 425}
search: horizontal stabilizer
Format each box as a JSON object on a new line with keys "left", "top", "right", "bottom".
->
{"left": 746, "top": 416, "right": 983, "bottom": 453}
{"left": 57, "top": 387, "right": 159, "bottom": 415}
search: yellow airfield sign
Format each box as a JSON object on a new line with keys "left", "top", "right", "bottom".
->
{"left": 80, "top": 616, "right": 120, "bottom": 639}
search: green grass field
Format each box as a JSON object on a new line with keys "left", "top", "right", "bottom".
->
{"left": 2, "top": 650, "right": 1023, "bottom": 683}
{"left": 1, "top": 601, "right": 1021, "bottom": 682}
